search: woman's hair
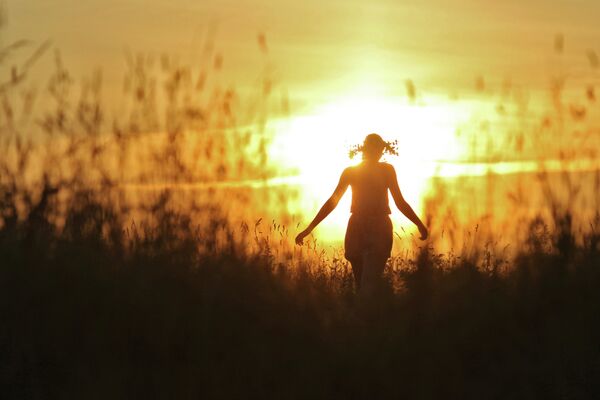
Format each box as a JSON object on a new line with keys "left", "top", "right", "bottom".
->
{"left": 349, "top": 133, "right": 398, "bottom": 160}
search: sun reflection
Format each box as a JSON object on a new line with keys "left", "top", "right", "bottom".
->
{"left": 271, "top": 94, "right": 471, "bottom": 243}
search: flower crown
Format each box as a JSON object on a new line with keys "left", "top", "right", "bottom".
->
{"left": 348, "top": 139, "right": 399, "bottom": 159}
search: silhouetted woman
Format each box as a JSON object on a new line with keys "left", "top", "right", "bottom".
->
{"left": 295, "top": 133, "right": 428, "bottom": 292}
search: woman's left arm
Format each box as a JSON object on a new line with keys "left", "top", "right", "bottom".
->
{"left": 295, "top": 169, "right": 350, "bottom": 245}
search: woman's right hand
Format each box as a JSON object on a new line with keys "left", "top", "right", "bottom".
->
{"left": 418, "top": 224, "right": 429, "bottom": 240}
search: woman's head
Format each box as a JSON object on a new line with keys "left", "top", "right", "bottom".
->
{"left": 362, "top": 133, "right": 386, "bottom": 161}
{"left": 348, "top": 134, "right": 398, "bottom": 161}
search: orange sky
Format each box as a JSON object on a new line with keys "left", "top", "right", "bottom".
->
{"left": 3, "top": 0, "right": 599, "bottom": 246}
{"left": 5, "top": 0, "right": 600, "bottom": 105}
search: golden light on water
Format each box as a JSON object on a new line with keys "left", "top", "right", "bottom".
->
{"left": 270, "top": 93, "right": 472, "bottom": 242}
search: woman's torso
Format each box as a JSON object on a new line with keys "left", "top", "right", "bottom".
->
{"left": 348, "top": 162, "right": 391, "bottom": 216}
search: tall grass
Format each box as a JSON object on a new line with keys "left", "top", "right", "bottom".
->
{"left": 1, "top": 177, "right": 599, "bottom": 398}
{"left": 1, "top": 26, "right": 600, "bottom": 398}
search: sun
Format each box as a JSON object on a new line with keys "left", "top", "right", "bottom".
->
{"left": 271, "top": 94, "right": 469, "bottom": 242}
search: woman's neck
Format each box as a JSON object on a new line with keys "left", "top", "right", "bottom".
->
{"left": 362, "top": 158, "right": 380, "bottom": 164}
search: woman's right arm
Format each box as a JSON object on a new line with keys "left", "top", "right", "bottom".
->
{"left": 387, "top": 165, "right": 428, "bottom": 240}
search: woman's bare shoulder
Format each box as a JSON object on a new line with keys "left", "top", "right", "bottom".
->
{"left": 340, "top": 165, "right": 356, "bottom": 181}
{"left": 379, "top": 162, "right": 396, "bottom": 173}
{"left": 343, "top": 164, "right": 359, "bottom": 174}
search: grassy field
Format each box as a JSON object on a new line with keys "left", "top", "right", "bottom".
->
{"left": 1, "top": 187, "right": 600, "bottom": 399}
{"left": 1, "top": 31, "right": 600, "bottom": 398}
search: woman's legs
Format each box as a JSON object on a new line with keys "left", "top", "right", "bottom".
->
{"left": 350, "top": 259, "right": 363, "bottom": 289}
{"left": 360, "top": 253, "right": 387, "bottom": 295}
{"left": 345, "top": 214, "right": 392, "bottom": 293}
{"left": 351, "top": 254, "right": 387, "bottom": 293}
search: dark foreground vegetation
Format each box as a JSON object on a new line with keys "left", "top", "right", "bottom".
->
{"left": 1, "top": 189, "right": 599, "bottom": 400}
{"left": 1, "top": 21, "right": 600, "bottom": 399}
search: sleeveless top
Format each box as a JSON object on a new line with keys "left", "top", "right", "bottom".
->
{"left": 348, "top": 162, "right": 391, "bottom": 216}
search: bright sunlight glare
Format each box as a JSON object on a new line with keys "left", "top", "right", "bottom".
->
{"left": 271, "top": 94, "right": 471, "bottom": 242}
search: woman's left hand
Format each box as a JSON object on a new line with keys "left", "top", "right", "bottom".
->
{"left": 295, "top": 229, "right": 311, "bottom": 245}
